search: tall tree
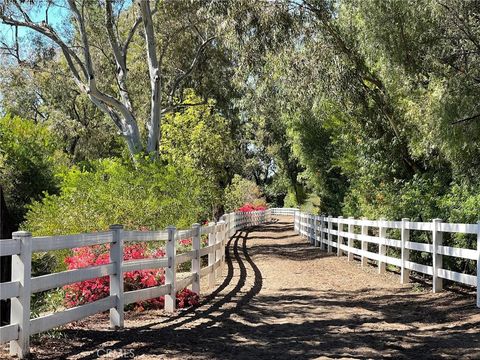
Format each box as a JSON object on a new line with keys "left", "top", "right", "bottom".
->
{"left": 0, "top": 0, "right": 215, "bottom": 157}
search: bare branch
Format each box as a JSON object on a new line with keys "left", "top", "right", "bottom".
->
{"left": 451, "top": 113, "right": 480, "bottom": 125}
{"left": 0, "top": 14, "right": 87, "bottom": 84}
{"left": 123, "top": 15, "right": 142, "bottom": 57}
{"left": 168, "top": 36, "right": 215, "bottom": 104}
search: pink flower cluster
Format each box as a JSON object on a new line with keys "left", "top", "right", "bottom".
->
{"left": 64, "top": 243, "right": 198, "bottom": 310}
{"left": 237, "top": 203, "right": 267, "bottom": 212}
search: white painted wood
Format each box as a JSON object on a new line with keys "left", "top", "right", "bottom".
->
{"left": 199, "top": 244, "right": 215, "bottom": 257}
{"left": 200, "top": 224, "right": 215, "bottom": 235}
{"left": 347, "top": 217, "right": 354, "bottom": 261}
{"left": 405, "top": 241, "right": 433, "bottom": 253}
{"left": 31, "top": 264, "right": 115, "bottom": 294}
{"left": 207, "top": 222, "right": 216, "bottom": 288}
{"left": 337, "top": 217, "right": 343, "bottom": 256}
{"left": 400, "top": 218, "right": 410, "bottom": 284}
{"left": 436, "top": 245, "right": 477, "bottom": 260}
{"left": 477, "top": 221, "right": 480, "bottom": 308}
{"left": 30, "top": 296, "right": 116, "bottom": 335}
{"left": 440, "top": 222, "right": 478, "bottom": 234}
{"left": 176, "top": 250, "right": 195, "bottom": 265}
{"left": 361, "top": 221, "right": 368, "bottom": 267}
{"left": 437, "top": 269, "right": 477, "bottom": 287}
{"left": 405, "top": 261, "right": 433, "bottom": 276}
{"left": 313, "top": 215, "right": 317, "bottom": 246}
{"left": 164, "top": 226, "right": 176, "bottom": 312}
{"left": 109, "top": 225, "right": 124, "bottom": 329}
{"left": 0, "top": 281, "right": 20, "bottom": 300}
{"left": 9, "top": 231, "right": 32, "bottom": 359}
{"left": 385, "top": 255, "right": 402, "bottom": 267}
{"left": 123, "top": 230, "right": 168, "bottom": 242}
{"left": 124, "top": 284, "right": 170, "bottom": 305}
{"left": 0, "top": 239, "right": 20, "bottom": 256}
{"left": 221, "top": 219, "right": 227, "bottom": 273}
{"left": 177, "top": 229, "right": 193, "bottom": 240}
{"left": 176, "top": 274, "right": 196, "bottom": 291}
{"left": 432, "top": 219, "right": 443, "bottom": 293}
{"left": 216, "top": 220, "right": 226, "bottom": 278}
{"left": 377, "top": 220, "right": 403, "bottom": 229}
{"left": 327, "top": 216, "right": 333, "bottom": 253}
{"left": 407, "top": 222, "right": 433, "bottom": 231}
{"left": 31, "top": 231, "right": 112, "bottom": 252}
{"left": 200, "top": 264, "right": 214, "bottom": 278}
{"left": 122, "top": 258, "right": 168, "bottom": 272}
{"left": 385, "top": 238, "right": 402, "bottom": 248}
{"left": 0, "top": 324, "right": 18, "bottom": 343}
{"left": 191, "top": 223, "right": 201, "bottom": 295}
{"left": 378, "top": 219, "right": 387, "bottom": 274}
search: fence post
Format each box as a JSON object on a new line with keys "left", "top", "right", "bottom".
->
{"left": 337, "top": 216, "right": 343, "bottom": 256}
{"left": 9, "top": 231, "right": 32, "bottom": 359}
{"left": 401, "top": 218, "right": 410, "bottom": 284}
{"left": 109, "top": 224, "right": 124, "bottom": 329}
{"left": 165, "top": 226, "right": 177, "bottom": 312}
{"left": 221, "top": 220, "right": 227, "bottom": 273}
{"left": 432, "top": 219, "right": 443, "bottom": 293}
{"left": 313, "top": 215, "right": 318, "bottom": 246}
{"left": 308, "top": 215, "right": 315, "bottom": 244}
{"left": 477, "top": 221, "right": 480, "bottom": 308}
{"left": 361, "top": 220, "right": 368, "bottom": 267}
{"left": 208, "top": 222, "right": 216, "bottom": 288}
{"left": 347, "top": 217, "right": 354, "bottom": 261}
{"left": 378, "top": 219, "right": 387, "bottom": 274}
{"left": 191, "top": 223, "right": 201, "bottom": 295}
{"left": 216, "top": 221, "right": 224, "bottom": 278}
{"left": 327, "top": 215, "right": 333, "bottom": 253}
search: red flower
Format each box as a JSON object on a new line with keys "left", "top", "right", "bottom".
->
{"left": 63, "top": 243, "right": 196, "bottom": 311}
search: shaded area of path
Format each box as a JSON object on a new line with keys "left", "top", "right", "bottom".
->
{"left": 15, "top": 217, "right": 480, "bottom": 359}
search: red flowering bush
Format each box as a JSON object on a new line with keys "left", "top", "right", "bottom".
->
{"left": 237, "top": 203, "right": 267, "bottom": 212}
{"left": 64, "top": 243, "right": 199, "bottom": 310}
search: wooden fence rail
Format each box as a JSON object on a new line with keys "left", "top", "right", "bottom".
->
{"left": 293, "top": 211, "right": 480, "bottom": 308}
{"left": 0, "top": 209, "right": 273, "bottom": 358}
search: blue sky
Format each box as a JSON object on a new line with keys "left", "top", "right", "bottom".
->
{"left": 0, "top": 3, "right": 68, "bottom": 46}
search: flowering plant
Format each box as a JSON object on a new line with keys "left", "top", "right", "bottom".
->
{"left": 64, "top": 243, "right": 198, "bottom": 310}
{"left": 237, "top": 203, "right": 267, "bottom": 212}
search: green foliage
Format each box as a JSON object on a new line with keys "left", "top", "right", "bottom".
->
{"left": 283, "top": 190, "right": 298, "bottom": 208}
{"left": 0, "top": 115, "right": 66, "bottom": 226}
{"left": 224, "top": 175, "right": 265, "bottom": 212}
{"left": 160, "top": 91, "right": 236, "bottom": 213}
{"left": 23, "top": 158, "right": 212, "bottom": 237}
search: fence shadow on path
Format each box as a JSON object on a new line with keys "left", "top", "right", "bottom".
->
{"left": 34, "top": 221, "right": 480, "bottom": 360}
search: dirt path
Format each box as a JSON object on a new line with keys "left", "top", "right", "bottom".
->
{"left": 6, "top": 217, "right": 480, "bottom": 359}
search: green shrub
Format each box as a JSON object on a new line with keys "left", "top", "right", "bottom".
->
{"left": 224, "top": 175, "right": 266, "bottom": 212}
{"left": 0, "top": 115, "right": 66, "bottom": 226}
{"left": 23, "top": 158, "right": 213, "bottom": 237}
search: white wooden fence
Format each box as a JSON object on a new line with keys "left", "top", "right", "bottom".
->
{"left": 294, "top": 211, "right": 480, "bottom": 308}
{"left": 0, "top": 210, "right": 272, "bottom": 358}
{"left": 269, "top": 207, "right": 298, "bottom": 216}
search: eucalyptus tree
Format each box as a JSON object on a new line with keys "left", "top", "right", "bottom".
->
{"left": 0, "top": 0, "right": 217, "bottom": 158}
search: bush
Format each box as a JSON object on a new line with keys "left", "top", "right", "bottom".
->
{"left": 224, "top": 175, "right": 266, "bottom": 212}
{"left": 24, "top": 158, "right": 213, "bottom": 237}
{"left": 0, "top": 115, "right": 66, "bottom": 226}
{"left": 64, "top": 243, "right": 199, "bottom": 309}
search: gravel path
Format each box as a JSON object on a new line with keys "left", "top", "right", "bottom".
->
{"left": 4, "top": 217, "right": 480, "bottom": 359}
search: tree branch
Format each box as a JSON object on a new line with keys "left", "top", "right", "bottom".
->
{"left": 451, "top": 113, "right": 480, "bottom": 125}
{"left": 168, "top": 36, "right": 215, "bottom": 105}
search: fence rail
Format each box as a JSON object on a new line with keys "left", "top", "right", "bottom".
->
{"left": 0, "top": 209, "right": 277, "bottom": 358}
{"left": 294, "top": 211, "right": 480, "bottom": 308}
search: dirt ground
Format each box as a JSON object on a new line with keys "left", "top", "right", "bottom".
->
{"left": 2, "top": 217, "right": 480, "bottom": 359}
